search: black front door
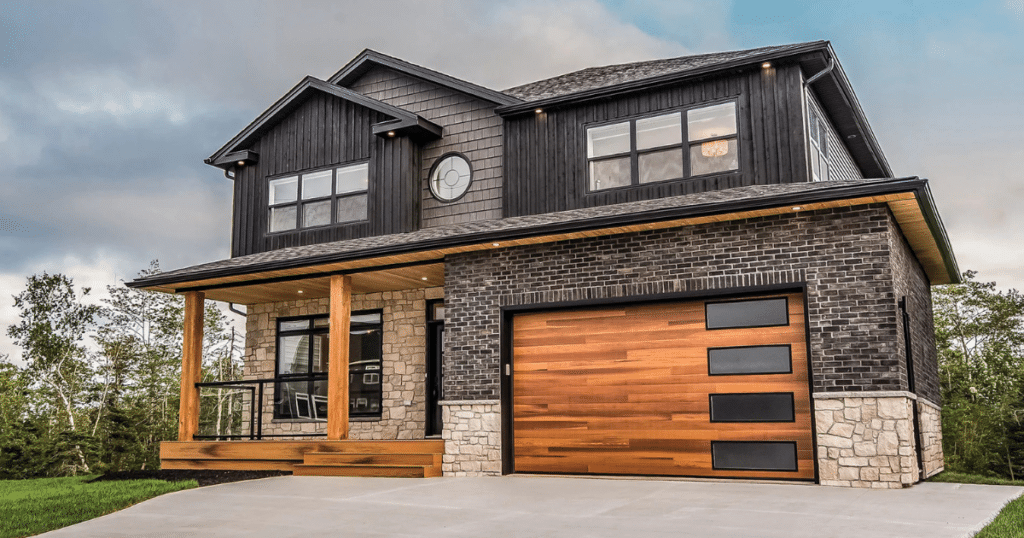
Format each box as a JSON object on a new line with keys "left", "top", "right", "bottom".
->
{"left": 426, "top": 302, "right": 444, "bottom": 437}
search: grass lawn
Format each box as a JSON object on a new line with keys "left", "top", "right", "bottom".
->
{"left": 0, "top": 475, "right": 196, "bottom": 538}
{"left": 929, "top": 472, "right": 1024, "bottom": 538}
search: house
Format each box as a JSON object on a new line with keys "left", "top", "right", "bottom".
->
{"left": 128, "top": 40, "right": 957, "bottom": 488}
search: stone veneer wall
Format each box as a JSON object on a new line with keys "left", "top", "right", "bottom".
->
{"left": 918, "top": 398, "right": 944, "bottom": 478}
{"left": 815, "top": 393, "right": 920, "bottom": 488}
{"left": 243, "top": 287, "right": 440, "bottom": 439}
{"left": 441, "top": 401, "right": 502, "bottom": 476}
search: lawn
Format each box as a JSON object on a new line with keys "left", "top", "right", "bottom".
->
{"left": 929, "top": 472, "right": 1024, "bottom": 538}
{"left": 0, "top": 475, "right": 196, "bottom": 538}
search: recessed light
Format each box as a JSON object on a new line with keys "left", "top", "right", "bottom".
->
{"left": 492, "top": 242, "right": 500, "bottom": 247}
{"left": 297, "top": 290, "right": 304, "bottom": 294}
{"left": 534, "top": 108, "right": 543, "bottom": 114}
{"left": 762, "top": 62, "right": 772, "bottom": 69}
{"left": 792, "top": 206, "right": 802, "bottom": 211}
{"left": 421, "top": 277, "right": 428, "bottom": 281}
{"left": 237, "top": 160, "right": 245, "bottom": 166}
{"left": 387, "top": 131, "right": 396, "bottom": 137}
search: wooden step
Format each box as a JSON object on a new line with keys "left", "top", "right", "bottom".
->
{"left": 304, "top": 452, "right": 441, "bottom": 466}
{"left": 293, "top": 463, "right": 442, "bottom": 478}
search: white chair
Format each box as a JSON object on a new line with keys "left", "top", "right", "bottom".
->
{"left": 294, "top": 392, "right": 312, "bottom": 419}
{"left": 310, "top": 394, "right": 328, "bottom": 421}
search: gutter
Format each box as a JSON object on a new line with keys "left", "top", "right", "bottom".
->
{"left": 127, "top": 178, "right": 958, "bottom": 290}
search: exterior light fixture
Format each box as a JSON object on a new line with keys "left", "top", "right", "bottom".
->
{"left": 792, "top": 206, "right": 802, "bottom": 211}
{"left": 701, "top": 140, "right": 729, "bottom": 157}
{"left": 237, "top": 160, "right": 246, "bottom": 166}
{"left": 297, "top": 290, "right": 304, "bottom": 294}
{"left": 492, "top": 242, "right": 500, "bottom": 247}
{"left": 387, "top": 131, "right": 396, "bottom": 137}
{"left": 534, "top": 108, "right": 543, "bottom": 114}
{"left": 421, "top": 276, "right": 429, "bottom": 281}
{"left": 762, "top": 62, "right": 772, "bottom": 69}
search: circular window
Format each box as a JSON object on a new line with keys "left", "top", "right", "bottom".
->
{"left": 429, "top": 154, "right": 472, "bottom": 202}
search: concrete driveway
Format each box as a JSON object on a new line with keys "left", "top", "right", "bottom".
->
{"left": 41, "top": 476, "right": 1022, "bottom": 538}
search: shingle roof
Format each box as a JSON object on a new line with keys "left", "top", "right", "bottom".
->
{"left": 128, "top": 178, "right": 940, "bottom": 289}
{"left": 503, "top": 42, "right": 819, "bottom": 102}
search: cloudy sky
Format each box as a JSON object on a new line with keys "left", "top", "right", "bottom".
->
{"left": 1, "top": 0, "right": 1022, "bottom": 362}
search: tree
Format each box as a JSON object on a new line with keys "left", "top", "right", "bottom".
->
{"left": 7, "top": 273, "right": 100, "bottom": 474}
{"left": 934, "top": 270, "right": 1024, "bottom": 478}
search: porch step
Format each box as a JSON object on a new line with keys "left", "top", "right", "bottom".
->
{"left": 304, "top": 452, "right": 442, "bottom": 466}
{"left": 293, "top": 463, "right": 442, "bottom": 478}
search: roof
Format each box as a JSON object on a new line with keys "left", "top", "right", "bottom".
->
{"left": 129, "top": 178, "right": 959, "bottom": 291}
{"left": 329, "top": 49, "right": 521, "bottom": 107}
{"left": 205, "top": 77, "right": 442, "bottom": 170}
{"left": 504, "top": 42, "right": 817, "bottom": 102}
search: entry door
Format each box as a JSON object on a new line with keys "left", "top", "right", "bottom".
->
{"left": 512, "top": 292, "right": 814, "bottom": 480}
{"left": 426, "top": 301, "right": 444, "bottom": 437}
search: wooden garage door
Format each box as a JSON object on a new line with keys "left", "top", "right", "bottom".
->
{"left": 512, "top": 292, "right": 814, "bottom": 480}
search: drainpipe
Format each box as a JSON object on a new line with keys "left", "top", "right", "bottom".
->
{"left": 224, "top": 168, "right": 236, "bottom": 180}
{"left": 804, "top": 56, "right": 835, "bottom": 87}
{"left": 899, "top": 296, "right": 925, "bottom": 481}
{"left": 228, "top": 303, "right": 247, "bottom": 317}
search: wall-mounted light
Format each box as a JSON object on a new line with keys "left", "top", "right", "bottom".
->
{"left": 762, "top": 62, "right": 772, "bottom": 69}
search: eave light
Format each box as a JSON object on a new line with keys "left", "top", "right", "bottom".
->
{"left": 387, "top": 131, "right": 396, "bottom": 137}
{"left": 421, "top": 276, "right": 429, "bottom": 281}
{"left": 492, "top": 242, "right": 500, "bottom": 247}
{"left": 297, "top": 290, "right": 304, "bottom": 294}
{"left": 792, "top": 206, "right": 802, "bottom": 211}
{"left": 534, "top": 108, "right": 543, "bottom": 114}
{"left": 762, "top": 62, "right": 772, "bottom": 69}
{"left": 237, "top": 160, "right": 246, "bottom": 166}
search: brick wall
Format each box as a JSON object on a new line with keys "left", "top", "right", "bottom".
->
{"left": 347, "top": 66, "right": 503, "bottom": 227}
{"left": 889, "top": 223, "right": 941, "bottom": 404}
{"left": 444, "top": 204, "right": 920, "bottom": 400}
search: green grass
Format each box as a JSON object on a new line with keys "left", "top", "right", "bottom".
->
{"left": 928, "top": 472, "right": 1024, "bottom": 538}
{"left": 0, "top": 475, "right": 197, "bottom": 538}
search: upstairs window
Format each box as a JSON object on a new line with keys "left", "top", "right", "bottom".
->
{"left": 268, "top": 162, "right": 369, "bottom": 233}
{"left": 587, "top": 101, "right": 738, "bottom": 192}
{"left": 808, "top": 107, "right": 829, "bottom": 182}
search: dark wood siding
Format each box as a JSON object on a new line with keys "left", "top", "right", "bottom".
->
{"left": 503, "top": 64, "right": 809, "bottom": 217}
{"left": 231, "top": 92, "right": 420, "bottom": 257}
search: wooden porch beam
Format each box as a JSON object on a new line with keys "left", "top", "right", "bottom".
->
{"left": 178, "top": 291, "right": 205, "bottom": 441}
{"left": 327, "top": 275, "right": 352, "bottom": 440}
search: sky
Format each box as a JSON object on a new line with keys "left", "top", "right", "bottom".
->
{"left": 0, "top": 0, "right": 1022, "bottom": 363}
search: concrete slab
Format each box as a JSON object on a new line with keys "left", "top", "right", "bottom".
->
{"left": 39, "top": 476, "right": 1023, "bottom": 538}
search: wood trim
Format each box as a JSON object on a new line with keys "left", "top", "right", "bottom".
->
{"left": 327, "top": 275, "right": 352, "bottom": 440}
{"left": 178, "top": 291, "right": 205, "bottom": 441}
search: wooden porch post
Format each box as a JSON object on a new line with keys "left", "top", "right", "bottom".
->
{"left": 327, "top": 275, "right": 352, "bottom": 440}
{"left": 178, "top": 291, "right": 205, "bottom": 441}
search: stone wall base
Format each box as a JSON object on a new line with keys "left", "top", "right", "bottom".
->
{"left": 441, "top": 401, "right": 501, "bottom": 476}
{"left": 918, "top": 398, "right": 944, "bottom": 478}
{"left": 815, "top": 394, "right": 920, "bottom": 488}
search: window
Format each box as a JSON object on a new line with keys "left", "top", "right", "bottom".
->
{"left": 268, "top": 162, "right": 369, "bottom": 233}
{"left": 273, "top": 312, "right": 383, "bottom": 420}
{"left": 586, "top": 102, "right": 738, "bottom": 191}
{"left": 705, "top": 297, "right": 789, "bottom": 330}
{"left": 707, "top": 345, "right": 792, "bottom": 376}
{"left": 711, "top": 441, "right": 798, "bottom": 472}
{"left": 709, "top": 393, "right": 795, "bottom": 422}
{"left": 808, "top": 107, "right": 829, "bottom": 182}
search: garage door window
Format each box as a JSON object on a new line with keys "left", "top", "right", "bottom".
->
{"left": 707, "top": 345, "right": 792, "bottom": 375}
{"left": 705, "top": 297, "right": 789, "bottom": 329}
{"left": 709, "top": 393, "right": 795, "bottom": 422}
{"left": 711, "top": 441, "right": 798, "bottom": 472}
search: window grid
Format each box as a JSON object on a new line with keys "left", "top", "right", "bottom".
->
{"left": 267, "top": 162, "right": 369, "bottom": 234}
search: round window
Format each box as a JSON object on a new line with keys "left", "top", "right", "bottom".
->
{"left": 429, "top": 154, "right": 472, "bottom": 202}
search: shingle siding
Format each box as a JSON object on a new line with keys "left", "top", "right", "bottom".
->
{"left": 347, "top": 66, "right": 503, "bottom": 227}
{"left": 444, "top": 204, "right": 917, "bottom": 401}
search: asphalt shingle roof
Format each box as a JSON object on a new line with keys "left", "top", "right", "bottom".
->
{"left": 503, "top": 42, "right": 818, "bottom": 102}
{"left": 130, "top": 178, "right": 914, "bottom": 289}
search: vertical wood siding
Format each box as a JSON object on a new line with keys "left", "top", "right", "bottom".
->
{"left": 231, "top": 92, "right": 419, "bottom": 257}
{"left": 502, "top": 65, "right": 810, "bottom": 217}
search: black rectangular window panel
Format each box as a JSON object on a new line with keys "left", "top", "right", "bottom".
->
{"left": 709, "top": 393, "right": 795, "bottom": 422}
{"left": 274, "top": 312, "right": 382, "bottom": 420}
{"left": 712, "top": 441, "right": 798, "bottom": 472}
{"left": 705, "top": 297, "right": 788, "bottom": 329}
{"left": 708, "top": 345, "right": 792, "bottom": 375}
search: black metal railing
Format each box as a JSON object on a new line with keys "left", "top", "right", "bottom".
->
{"left": 193, "top": 375, "right": 328, "bottom": 441}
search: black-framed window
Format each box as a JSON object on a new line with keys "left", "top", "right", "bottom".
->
{"left": 586, "top": 101, "right": 738, "bottom": 191}
{"left": 711, "top": 441, "right": 798, "bottom": 472}
{"left": 268, "top": 162, "right": 369, "bottom": 233}
{"left": 808, "top": 106, "right": 829, "bottom": 182}
{"left": 705, "top": 297, "right": 789, "bottom": 330}
{"left": 707, "top": 345, "right": 793, "bottom": 376}
{"left": 709, "top": 392, "right": 795, "bottom": 422}
{"left": 273, "top": 312, "right": 383, "bottom": 420}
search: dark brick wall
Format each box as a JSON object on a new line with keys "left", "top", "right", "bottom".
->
{"left": 889, "top": 217, "right": 941, "bottom": 404}
{"left": 444, "top": 204, "right": 922, "bottom": 401}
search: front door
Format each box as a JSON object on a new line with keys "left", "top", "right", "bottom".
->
{"left": 426, "top": 301, "right": 444, "bottom": 437}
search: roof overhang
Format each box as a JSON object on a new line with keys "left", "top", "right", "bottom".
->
{"left": 128, "top": 179, "right": 959, "bottom": 304}
{"left": 205, "top": 76, "right": 442, "bottom": 172}
{"left": 329, "top": 49, "right": 522, "bottom": 107}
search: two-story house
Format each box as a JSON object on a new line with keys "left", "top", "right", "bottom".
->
{"left": 129, "top": 41, "right": 957, "bottom": 488}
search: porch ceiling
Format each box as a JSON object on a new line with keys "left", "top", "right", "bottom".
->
{"left": 188, "top": 262, "right": 444, "bottom": 304}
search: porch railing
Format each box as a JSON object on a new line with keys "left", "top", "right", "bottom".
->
{"left": 194, "top": 375, "right": 328, "bottom": 441}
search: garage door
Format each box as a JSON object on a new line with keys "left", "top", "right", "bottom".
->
{"left": 512, "top": 292, "right": 814, "bottom": 480}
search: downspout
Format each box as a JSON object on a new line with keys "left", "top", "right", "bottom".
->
{"left": 228, "top": 303, "right": 247, "bottom": 317}
{"left": 804, "top": 56, "right": 835, "bottom": 87}
{"left": 899, "top": 296, "right": 925, "bottom": 481}
{"left": 224, "top": 167, "right": 236, "bottom": 180}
